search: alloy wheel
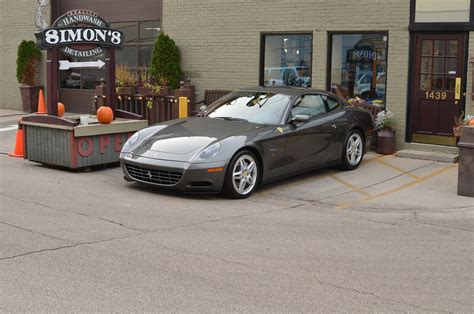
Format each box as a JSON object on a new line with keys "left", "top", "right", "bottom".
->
{"left": 346, "top": 133, "right": 363, "bottom": 166}
{"left": 232, "top": 154, "right": 258, "bottom": 195}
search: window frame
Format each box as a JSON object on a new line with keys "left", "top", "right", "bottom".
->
{"left": 112, "top": 19, "right": 161, "bottom": 69}
{"left": 326, "top": 31, "right": 390, "bottom": 108}
{"left": 259, "top": 32, "right": 313, "bottom": 87}
{"left": 290, "top": 93, "right": 328, "bottom": 119}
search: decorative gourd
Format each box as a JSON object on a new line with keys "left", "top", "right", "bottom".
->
{"left": 57, "top": 102, "right": 65, "bottom": 117}
{"left": 97, "top": 106, "right": 114, "bottom": 124}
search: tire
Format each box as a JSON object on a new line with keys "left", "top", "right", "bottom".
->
{"left": 222, "top": 150, "right": 260, "bottom": 199}
{"left": 341, "top": 130, "right": 364, "bottom": 170}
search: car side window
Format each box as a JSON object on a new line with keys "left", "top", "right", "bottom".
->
{"left": 291, "top": 94, "right": 327, "bottom": 119}
{"left": 323, "top": 95, "right": 340, "bottom": 112}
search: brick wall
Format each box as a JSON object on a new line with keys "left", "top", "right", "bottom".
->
{"left": 0, "top": 0, "right": 49, "bottom": 110}
{"left": 163, "top": 0, "right": 411, "bottom": 147}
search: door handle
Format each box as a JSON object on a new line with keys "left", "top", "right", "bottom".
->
{"left": 455, "top": 77, "right": 461, "bottom": 100}
{"left": 331, "top": 124, "right": 337, "bottom": 129}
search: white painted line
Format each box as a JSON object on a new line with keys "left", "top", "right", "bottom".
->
{"left": 0, "top": 125, "right": 18, "bottom": 132}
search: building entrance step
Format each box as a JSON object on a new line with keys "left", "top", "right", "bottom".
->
{"left": 396, "top": 149, "right": 459, "bottom": 163}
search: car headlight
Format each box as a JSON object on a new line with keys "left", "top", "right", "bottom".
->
{"left": 195, "top": 142, "right": 221, "bottom": 161}
{"left": 122, "top": 132, "right": 140, "bottom": 152}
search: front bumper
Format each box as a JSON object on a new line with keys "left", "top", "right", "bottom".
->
{"left": 120, "top": 153, "right": 227, "bottom": 193}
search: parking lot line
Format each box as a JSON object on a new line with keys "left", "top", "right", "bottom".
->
{"left": 0, "top": 125, "right": 18, "bottom": 132}
{"left": 375, "top": 158, "right": 420, "bottom": 180}
{"left": 258, "top": 154, "right": 388, "bottom": 197}
{"left": 336, "top": 164, "right": 458, "bottom": 209}
{"left": 329, "top": 174, "right": 372, "bottom": 197}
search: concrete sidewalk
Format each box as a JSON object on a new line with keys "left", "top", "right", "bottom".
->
{"left": 257, "top": 152, "right": 473, "bottom": 215}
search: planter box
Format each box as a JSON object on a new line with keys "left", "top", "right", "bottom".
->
{"left": 19, "top": 85, "right": 42, "bottom": 112}
{"left": 20, "top": 118, "right": 147, "bottom": 169}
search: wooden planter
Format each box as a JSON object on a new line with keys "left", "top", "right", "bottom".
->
{"left": 19, "top": 85, "right": 42, "bottom": 112}
{"left": 117, "top": 86, "right": 136, "bottom": 96}
{"left": 376, "top": 128, "right": 396, "bottom": 154}
{"left": 20, "top": 116, "right": 147, "bottom": 169}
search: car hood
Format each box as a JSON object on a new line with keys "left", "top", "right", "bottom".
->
{"left": 132, "top": 117, "right": 266, "bottom": 161}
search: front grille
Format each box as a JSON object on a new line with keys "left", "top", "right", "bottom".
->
{"left": 125, "top": 163, "right": 183, "bottom": 186}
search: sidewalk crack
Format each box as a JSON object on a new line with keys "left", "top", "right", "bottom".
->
{"left": 0, "top": 192, "right": 146, "bottom": 233}
{"left": 313, "top": 275, "right": 450, "bottom": 313}
{"left": 0, "top": 221, "right": 70, "bottom": 243}
{"left": 0, "top": 233, "right": 144, "bottom": 262}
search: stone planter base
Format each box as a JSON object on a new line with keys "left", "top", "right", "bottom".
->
{"left": 20, "top": 116, "right": 147, "bottom": 169}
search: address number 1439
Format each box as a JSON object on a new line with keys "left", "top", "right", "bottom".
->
{"left": 424, "top": 91, "right": 447, "bottom": 100}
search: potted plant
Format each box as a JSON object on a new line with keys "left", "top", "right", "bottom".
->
{"left": 453, "top": 112, "right": 474, "bottom": 143}
{"left": 150, "top": 33, "right": 181, "bottom": 91}
{"left": 16, "top": 40, "right": 42, "bottom": 112}
{"left": 115, "top": 65, "right": 136, "bottom": 96}
{"left": 374, "top": 109, "right": 396, "bottom": 154}
{"left": 136, "top": 67, "right": 153, "bottom": 95}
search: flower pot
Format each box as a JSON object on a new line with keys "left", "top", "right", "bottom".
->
{"left": 19, "top": 85, "right": 42, "bottom": 112}
{"left": 376, "top": 128, "right": 396, "bottom": 154}
{"left": 117, "top": 86, "right": 136, "bottom": 96}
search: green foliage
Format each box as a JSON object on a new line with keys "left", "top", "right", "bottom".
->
{"left": 150, "top": 33, "right": 181, "bottom": 90}
{"left": 16, "top": 40, "right": 42, "bottom": 85}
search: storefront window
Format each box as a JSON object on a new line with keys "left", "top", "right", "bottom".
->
{"left": 329, "top": 33, "right": 388, "bottom": 107}
{"left": 415, "top": 0, "right": 470, "bottom": 23}
{"left": 60, "top": 20, "right": 160, "bottom": 90}
{"left": 261, "top": 34, "right": 312, "bottom": 87}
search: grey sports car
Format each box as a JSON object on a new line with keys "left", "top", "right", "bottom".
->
{"left": 120, "top": 87, "right": 374, "bottom": 198}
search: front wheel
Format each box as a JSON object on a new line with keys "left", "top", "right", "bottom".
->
{"left": 341, "top": 130, "right": 364, "bottom": 170}
{"left": 222, "top": 151, "right": 260, "bottom": 199}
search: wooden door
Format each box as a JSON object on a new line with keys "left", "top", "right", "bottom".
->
{"left": 411, "top": 33, "right": 466, "bottom": 146}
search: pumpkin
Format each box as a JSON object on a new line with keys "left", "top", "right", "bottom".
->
{"left": 469, "top": 118, "right": 474, "bottom": 126}
{"left": 97, "top": 106, "right": 114, "bottom": 124}
{"left": 57, "top": 102, "right": 65, "bottom": 117}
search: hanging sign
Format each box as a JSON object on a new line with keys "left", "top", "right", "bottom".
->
{"left": 36, "top": 9, "right": 123, "bottom": 58}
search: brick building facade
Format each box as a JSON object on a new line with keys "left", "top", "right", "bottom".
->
{"left": 0, "top": 0, "right": 473, "bottom": 153}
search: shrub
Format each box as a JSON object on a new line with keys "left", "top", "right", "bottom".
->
{"left": 16, "top": 40, "right": 42, "bottom": 86}
{"left": 150, "top": 33, "right": 181, "bottom": 90}
{"left": 115, "top": 65, "right": 136, "bottom": 87}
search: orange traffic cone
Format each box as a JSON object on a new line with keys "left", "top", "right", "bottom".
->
{"left": 8, "top": 126, "right": 24, "bottom": 158}
{"left": 37, "top": 89, "right": 47, "bottom": 114}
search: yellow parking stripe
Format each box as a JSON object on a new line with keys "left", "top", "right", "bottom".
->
{"left": 329, "top": 174, "right": 372, "bottom": 197}
{"left": 337, "top": 164, "right": 457, "bottom": 209}
{"left": 375, "top": 158, "right": 420, "bottom": 180}
{"left": 257, "top": 153, "right": 386, "bottom": 197}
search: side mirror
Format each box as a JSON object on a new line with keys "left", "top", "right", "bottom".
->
{"left": 292, "top": 114, "right": 310, "bottom": 124}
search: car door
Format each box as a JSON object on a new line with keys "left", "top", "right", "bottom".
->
{"left": 283, "top": 94, "right": 336, "bottom": 171}
{"left": 321, "top": 94, "right": 349, "bottom": 162}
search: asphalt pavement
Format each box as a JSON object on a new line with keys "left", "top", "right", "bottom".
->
{"left": 0, "top": 110, "right": 473, "bottom": 312}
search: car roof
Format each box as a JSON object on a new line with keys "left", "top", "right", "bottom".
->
{"left": 236, "top": 86, "right": 332, "bottom": 97}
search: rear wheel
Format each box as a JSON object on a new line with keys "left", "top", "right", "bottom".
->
{"left": 222, "top": 151, "right": 259, "bottom": 199}
{"left": 341, "top": 130, "right": 364, "bottom": 170}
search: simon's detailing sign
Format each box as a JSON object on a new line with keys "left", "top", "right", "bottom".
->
{"left": 37, "top": 9, "right": 123, "bottom": 58}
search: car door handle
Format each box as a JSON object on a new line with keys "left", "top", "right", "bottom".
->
{"left": 331, "top": 124, "right": 337, "bottom": 129}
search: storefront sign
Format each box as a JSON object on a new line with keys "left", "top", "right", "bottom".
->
{"left": 36, "top": 9, "right": 123, "bottom": 57}
{"left": 349, "top": 49, "right": 385, "bottom": 63}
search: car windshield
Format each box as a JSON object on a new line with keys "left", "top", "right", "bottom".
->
{"left": 206, "top": 92, "right": 291, "bottom": 125}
